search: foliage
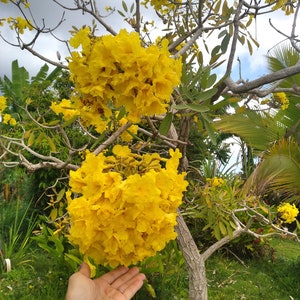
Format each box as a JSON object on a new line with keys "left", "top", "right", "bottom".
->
{"left": 207, "top": 239, "right": 300, "bottom": 300}
{"left": 0, "top": 199, "right": 37, "bottom": 272}
{"left": 1, "top": 1, "right": 300, "bottom": 299}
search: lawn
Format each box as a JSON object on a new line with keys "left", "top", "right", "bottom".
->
{"left": 1, "top": 199, "right": 300, "bottom": 299}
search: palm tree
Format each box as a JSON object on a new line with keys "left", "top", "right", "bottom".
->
{"left": 214, "top": 44, "right": 300, "bottom": 202}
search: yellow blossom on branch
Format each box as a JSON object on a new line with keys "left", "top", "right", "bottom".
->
{"left": 118, "top": 116, "right": 138, "bottom": 142}
{"left": 0, "top": 95, "right": 7, "bottom": 112}
{"left": 67, "top": 28, "right": 182, "bottom": 131}
{"left": 142, "top": 0, "right": 182, "bottom": 12}
{"left": 67, "top": 147, "right": 188, "bottom": 267}
{"left": 0, "top": 96, "right": 16, "bottom": 126}
{"left": 264, "top": 0, "right": 296, "bottom": 15}
{"left": 6, "top": 16, "right": 33, "bottom": 34}
{"left": 273, "top": 92, "right": 289, "bottom": 110}
{"left": 206, "top": 177, "right": 225, "bottom": 187}
{"left": 277, "top": 202, "right": 299, "bottom": 224}
{"left": 2, "top": 114, "right": 16, "bottom": 126}
{"left": 50, "top": 99, "right": 80, "bottom": 121}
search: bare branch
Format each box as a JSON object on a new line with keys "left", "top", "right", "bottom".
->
{"left": 93, "top": 122, "right": 132, "bottom": 155}
{"left": 224, "top": 63, "right": 300, "bottom": 94}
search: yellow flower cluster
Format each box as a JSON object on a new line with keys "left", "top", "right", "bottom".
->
{"left": 273, "top": 92, "right": 289, "bottom": 110}
{"left": 50, "top": 99, "right": 80, "bottom": 121}
{"left": 0, "top": 96, "right": 6, "bottom": 112}
{"left": 142, "top": 0, "right": 182, "bottom": 12}
{"left": 0, "top": 0, "right": 30, "bottom": 6}
{"left": 0, "top": 96, "right": 16, "bottom": 126}
{"left": 265, "top": 0, "right": 296, "bottom": 15}
{"left": 206, "top": 177, "right": 225, "bottom": 187}
{"left": 5, "top": 16, "right": 33, "bottom": 34}
{"left": 68, "top": 28, "right": 182, "bottom": 131}
{"left": 277, "top": 203, "right": 299, "bottom": 224}
{"left": 67, "top": 146, "right": 188, "bottom": 267}
{"left": 118, "top": 116, "right": 138, "bottom": 142}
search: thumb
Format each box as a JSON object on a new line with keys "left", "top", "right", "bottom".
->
{"left": 78, "top": 263, "right": 91, "bottom": 278}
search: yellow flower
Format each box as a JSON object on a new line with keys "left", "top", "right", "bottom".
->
{"left": 112, "top": 144, "right": 131, "bottom": 157}
{"left": 67, "top": 147, "right": 188, "bottom": 267}
{"left": 277, "top": 203, "right": 299, "bottom": 224}
{"left": 206, "top": 177, "right": 225, "bottom": 187}
{"left": 7, "top": 16, "right": 33, "bottom": 34}
{"left": 0, "top": 95, "right": 7, "bottom": 112}
{"left": 50, "top": 99, "right": 80, "bottom": 121}
{"left": 264, "top": 0, "right": 296, "bottom": 15}
{"left": 142, "top": 0, "right": 182, "bottom": 12}
{"left": 67, "top": 28, "right": 182, "bottom": 130}
{"left": 2, "top": 114, "right": 16, "bottom": 126}
{"left": 118, "top": 117, "right": 138, "bottom": 142}
{"left": 273, "top": 92, "right": 289, "bottom": 110}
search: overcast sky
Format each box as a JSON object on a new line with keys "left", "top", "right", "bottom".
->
{"left": 0, "top": 1, "right": 296, "bottom": 81}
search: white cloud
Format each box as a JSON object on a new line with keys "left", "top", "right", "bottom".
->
{"left": 0, "top": 1, "right": 298, "bottom": 80}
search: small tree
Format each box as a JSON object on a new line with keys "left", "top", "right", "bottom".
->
{"left": 1, "top": 1, "right": 300, "bottom": 299}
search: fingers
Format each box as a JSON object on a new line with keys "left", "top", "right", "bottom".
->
{"left": 110, "top": 267, "right": 142, "bottom": 289}
{"left": 117, "top": 272, "right": 146, "bottom": 299}
{"left": 78, "top": 263, "right": 91, "bottom": 278}
{"left": 97, "top": 266, "right": 146, "bottom": 299}
{"left": 100, "top": 266, "right": 130, "bottom": 284}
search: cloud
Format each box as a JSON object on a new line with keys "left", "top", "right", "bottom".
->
{"left": 0, "top": 1, "right": 298, "bottom": 81}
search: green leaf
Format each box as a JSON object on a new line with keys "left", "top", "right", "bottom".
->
{"left": 214, "top": 225, "right": 221, "bottom": 240}
{"left": 57, "top": 188, "right": 66, "bottom": 202}
{"left": 31, "top": 64, "right": 49, "bottom": 83}
{"left": 238, "top": 34, "right": 245, "bottom": 45}
{"left": 221, "top": 33, "right": 231, "bottom": 53}
{"left": 130, "top": 2, "right": 135, "bottom": 13}
{"left": 28, "top": 131, "right": 35, "bottom": 146}
{"left": 198, "top": 88, "right": 218, "bottom": 102}
{"left": 209, "top": 53, "right": 222, "bottom": 65}
{"left": 173, "top": 103, "right": 210, "bottom": 113}
{"left": 187, "top": 103, "right": 210, "bottom": 112}
{"left": 47, "top": 136, "right": 57, "bottom": 153}
{"left": 145, "top": 283, "right": 156, "bottom": 298}
{"left": 203, "top": 119, "right": 217, "bottom": 145}
{"left": 197, "top": 51, "right": 203, "bottom": 65}
{"left": 117, "top": 10, "right": 126, "bottom": 17}
{"left": 247, "top": 39, "right": 253, "bottom": 55}
{"left": 211, "top": 45, "right": 221, "bottom": 57}
{"left": 206, "top": 74, "right": 217, "bottom": 89}
{"left": 213, "top": 0, "right": 222, "bottom": 14}
{"left": 122, "top": 0, "right": 128, "bottom": 12}
{"left": 62, "top": 115, "right": 78, "bottom": 127}
{"left": 219, "top": 221, "right": 227, "bottom": 235}
{"left": 158, "top": 113, "right": 173, "bottom": 136}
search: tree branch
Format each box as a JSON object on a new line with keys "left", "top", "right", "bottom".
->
{"left": 224, "top": 63, "right": 300, "bottom": 94}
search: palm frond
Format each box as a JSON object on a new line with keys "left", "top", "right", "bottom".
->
{"left": 244, "top": 138, "right": 300, "bottom": 201}
{"left": 214, "top": 110, "right": 286, "bottom": 152}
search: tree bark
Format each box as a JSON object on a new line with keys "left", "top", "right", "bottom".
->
{"left": 176, "top": 212, "right": 208, "bottom": 300}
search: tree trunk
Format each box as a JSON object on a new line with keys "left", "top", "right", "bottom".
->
{"left": 176, "top": 212, "right": 208, "bottom": 300}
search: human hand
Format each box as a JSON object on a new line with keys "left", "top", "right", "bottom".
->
{"left": 66, "top": 263, "right": 146, "bottom": 300}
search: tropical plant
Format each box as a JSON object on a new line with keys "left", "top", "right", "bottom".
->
{"left": 1, "top": 1, "right": 300, "bottom": 300}
{"left": 0, "top": 199, "right": 37, "bottom": 272}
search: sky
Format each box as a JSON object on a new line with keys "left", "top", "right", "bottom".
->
{"left": 0, "top": 1, "right": 296, "bottom": 79}
{"left": 0, "top": 1, "right": 297, "bottom": 172}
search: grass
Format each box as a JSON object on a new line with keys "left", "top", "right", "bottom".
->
{"left": 206, "top": 238, "right": 300, "bottom": 300}
{"left": 1, "top": 237, "right": 300, "bottom": 299}
{"left": 0, "top": 250, "right": 70, "bottom": 300}
{"left": 1, "top": 199, "right": 300, "bottom": 299}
